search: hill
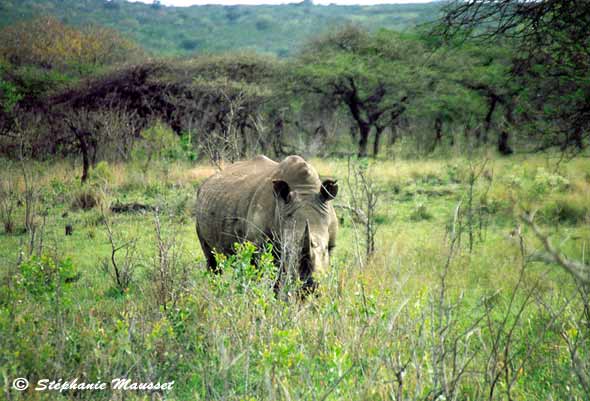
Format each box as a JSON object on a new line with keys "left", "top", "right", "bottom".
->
{"left": 0, "top": 0, "right": 443, "bottom": 56}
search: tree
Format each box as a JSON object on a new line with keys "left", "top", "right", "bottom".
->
{"left": 414, "top": 40, "right": 517, "bottom": 152}
{"left": 294, "top": 26, "right": 430, "bottom": 157}
{"left": 0, "top": 16, "right": 143, "bottom": 73}
{"left": 435, "top": 0, "right": 590, "bottom": 152}
{"left": 79, "top": 24, "right": 144, "bottom": 68}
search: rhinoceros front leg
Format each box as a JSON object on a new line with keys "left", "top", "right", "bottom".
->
{"left": 197, "top": 224, "right": 220, "bottom": 273}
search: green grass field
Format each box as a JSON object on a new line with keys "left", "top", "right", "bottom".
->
{"left": 1, "top": 154, "right": 589, "bottom": 400}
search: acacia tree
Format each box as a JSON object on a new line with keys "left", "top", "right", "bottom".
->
{"left": 294, "top": 26, "right": 431, "bottom": 157}
{"left": 413, "top": 40, "right": 517, "bottom": 153}
{"left": 167, "top": 53, "right": 282, "bottom": 160}
{"left": 436, "top": 0, "right": 590, "bottom": 151}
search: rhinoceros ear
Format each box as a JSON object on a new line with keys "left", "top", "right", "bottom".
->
{"left": 272, "top": 180, "right": 291, "bottom": 203}
{"left": 320, "top": 179, "right": 338, "bottom": 202}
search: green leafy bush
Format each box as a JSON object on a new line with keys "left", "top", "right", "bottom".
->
{"left": 133, "top": 121, "right": 179, "bottom": 171}
{"left": 18, "top": 255, "right": 78, "bottom": 297}
{"left": 89, "top": 160, "right": 114, "bottom": 189}
{"left": 532, "top": 167, "right": 570, "bottom": 195}
{"left": 213, "top": 242, "right": 276, "bottom": 293}
{"left": 0, "top": 67, "right": 22, "bottom": 112}
{"left": 179, "top": 132, "right": 197, "bottom": 161}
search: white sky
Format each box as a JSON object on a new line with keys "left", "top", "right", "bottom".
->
{"left": 130, "top": 0, "right": 435, "bottom": 6}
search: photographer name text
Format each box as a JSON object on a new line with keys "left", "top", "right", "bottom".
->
{"left": 12, "top": 377, "right": 174, "bottom": 392}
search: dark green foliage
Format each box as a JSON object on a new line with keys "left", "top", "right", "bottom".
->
{"left": 18, "top": 255, "right": 78, "bottom": 297}
{"left": 0, "top": 80, "right": 21, "bottom": 113}
{"left": 9, "top": 66, "right": 73, "bottom": 101}
{"left": 293, "top": 27, "right": 434, "bottom": 157}
{"left": 179, "top": 38, "right": 201, "bottom": 51}
{"left": 436, "top": 0, "right": 590, "bottom": 152}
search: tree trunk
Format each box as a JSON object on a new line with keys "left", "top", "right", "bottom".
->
{"left": 568, "top": 127, "right": 585, "bottom": 150}
{"left": 498, "top": 131, "right": 513, "bottom": 155}
{"left": 372, "top": 125, "right": 385, "bottom": 157}
{"left": 239, "top": 124, "right": 249, "bottom": 157}
{"left": 358, "top": 123, "right": 371, "bottom": 158}
{"left": 433, "top": 117, "right": 443, "bottom": 152}
{"left": 389, "top": 125, "right": 399, "bottom": 146}
{"left": 73, "top": 128, "right": 90, "bottom": 184}
{"left": 89, "top": 137, "right": 98, "bottom": 167}
{"left": 341, "top": 85, "right": 371, "bottom": 158}
{"left": 272, "top": 117, "right": 284, "bottom": 157}
{"left": 483, "top": 95, "right": 498, "bottom": 144}
{"left": 349, "top": 122, "right": 357, "bottom": 141}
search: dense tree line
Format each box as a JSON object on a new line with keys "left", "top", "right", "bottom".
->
{"left": 1, "top": 2, "right": 588, "bottom": 176}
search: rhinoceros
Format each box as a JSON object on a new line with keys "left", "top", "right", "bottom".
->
{"left": 195, "top": 155, "right": 338, "bottom": 291}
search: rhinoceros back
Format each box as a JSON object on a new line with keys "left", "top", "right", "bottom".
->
{"left": 195, "top": 156, "right": 277, "bottom": 255}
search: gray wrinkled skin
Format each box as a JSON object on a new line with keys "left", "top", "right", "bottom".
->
{"left": 195, "top": 155, "right": 338, "bottom": 290}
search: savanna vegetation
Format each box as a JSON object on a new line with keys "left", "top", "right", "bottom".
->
{"left": 0, "top": 0, "right": 589, "bottom": 400}
{"left": 0, "top": 0, "right": 441, "bottom": 56}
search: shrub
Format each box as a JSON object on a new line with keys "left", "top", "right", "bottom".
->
{"left": 89, "top": 160, "right": 114, "bottom": 189}
{"left": 101, "top": 211, "right": 139, "bottom": 294}
{"left": 0, "top": 67, "right": 22, "bottom": 112}
{"left": 409, "top": 199, "right": 432, "bottom": 221}
{"left": 18, "top": 255, "right": 78, "bottom": 298}
{"left": 179, "top": 132, "right": 197, "bottom": 161}
{"left": 144, "top": 181, "right": 166, "bottom": 198}
{"left": 70, "top": 161, "right": 113, "bottom": 211}
{"left": 71, "top": 186, "right": 102, "bottom": 210}
{"left": 0, "top": 172, "right": 17, "bottom": 233}
{"left": 446, "top": 162, "right": 462, "bottom": 183}
{"left": 532, "top": 167, "right": 570, "bottom": 195}
{"left": 133, "top": 121, "right": 179, "bottom": 172}
{"left": 212, "top": 242, "right": 276, "bottom": 293}
{"left": 49, "top": 177, "right": 68, "bottom": 201}
{"left": 82, "top": 209, "right": 106, "bottom": 227}
{"left": 540, "top": 196, "right": 589, "bottom": 224}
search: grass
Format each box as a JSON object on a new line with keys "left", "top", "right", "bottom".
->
{"left": 0, "top": 154, "right": 589, "bottom": 400}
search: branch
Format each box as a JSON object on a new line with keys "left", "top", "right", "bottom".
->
{"left": 521, "top": 211, "right": 590, "bottom": 284}
{"left": 334, "top": 203, "right": 368, "bottom": 225}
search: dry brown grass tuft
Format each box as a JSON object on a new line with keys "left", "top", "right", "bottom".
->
{"left": 171, "top": 164, "right": 219, "bottom": 185}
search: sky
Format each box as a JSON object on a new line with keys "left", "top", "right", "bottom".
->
{"left": 130, "top": 0, "right": 435, "bottom": 6}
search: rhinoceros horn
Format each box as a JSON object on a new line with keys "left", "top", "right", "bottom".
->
{"left": 302, "top": 220, "right": 311, "bottom": 253}
{"left": 300, "top": 220, "right": 311, "bottom": 269}
{"left": 300, "top": 220, "right": 316, "bottom": 291}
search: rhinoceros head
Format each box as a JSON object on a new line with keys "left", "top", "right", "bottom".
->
{"left": 271, "top": 157, "right": 338, "bottom": 291}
